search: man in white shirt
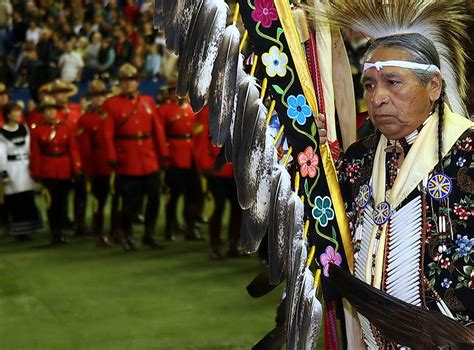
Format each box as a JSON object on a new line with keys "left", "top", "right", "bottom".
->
{"left": 59, "top": 41, "right": 84, "bottom": 83}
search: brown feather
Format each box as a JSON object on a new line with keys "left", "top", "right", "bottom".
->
{"left": 328, "top": 263, "right": 474, "bottom": 349}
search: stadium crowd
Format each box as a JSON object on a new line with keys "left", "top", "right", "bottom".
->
{"left": 0, "top": 0, "right": 258, "bottom": 263}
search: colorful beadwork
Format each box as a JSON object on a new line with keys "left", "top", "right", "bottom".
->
{"left": 356, "top": 184, "right": 371, "bottom": 209}
{"left": 373, "top": 201, "right": 391, "bottom": 226}
{"left": 427, "top": 173, "right": 452, "bottom": 201}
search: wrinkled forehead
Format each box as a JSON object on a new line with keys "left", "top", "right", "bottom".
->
{"left": 362, "top": 46, "right": 440, "bottom": 78}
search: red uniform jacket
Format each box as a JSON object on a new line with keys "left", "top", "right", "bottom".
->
{"left": 102, "top": 94, "right": 168, "bottom": 176}
{"left": 58, "top": 103, "right": 82, "bottom": 130}
{"left": 192, "top": 107, "right": 233, "bottom": 178}
{"left": 158, "top": 100, "right": 196, "bottom": 169}
{"left": 77, "top": 106, "right": 113, "bottom": 177}
{"left": 30, "top": 120, "right": 82, "bottom": 180}
{"left": 27, "top": 109, "right": 43, "bottom": 130}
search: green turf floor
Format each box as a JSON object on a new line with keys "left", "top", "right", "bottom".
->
{"left": 0, "top": 195, "right": 283, "bottom": 350}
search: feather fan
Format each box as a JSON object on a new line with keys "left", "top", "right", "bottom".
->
{"left": 176, "top": 0, "right": 208, "bottom": 97}
{"left": 189, "top": 0, "right": 227, "bottom": 112}
{"left": 208, "top": 24, "right": 241, "bottom": 146}
{"left": 232, "top": 75, "right": 260, "bottom": 181}
{"left": 235, "top": 99, "right": 267, "bottom": 210}
{"left": 295, "top": 268, "right": 322, "bottom": 350}
{"left": 286, "top": 196, "right": 307, "bottom": 350}
{"left": 268, "top": 165, "right": 291, "bottom": 285}
{"left": 240, "top": 127, "right": 276, "bottom": 253}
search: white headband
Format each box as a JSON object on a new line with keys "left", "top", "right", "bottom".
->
{"left": 363, "top": 60, "right": 441, "bottom": 73}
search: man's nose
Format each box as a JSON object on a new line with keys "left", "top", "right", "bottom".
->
{"left": 371, "top": 87, "right": 390, "bottom": 106}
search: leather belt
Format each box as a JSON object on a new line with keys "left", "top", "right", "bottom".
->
{"left": 115, "top": 133, "right": 151, "bottom": 140}
{"left": 41, "top": 152, "right": 66, "bottom": 157}
{"left": 168, "top": 134, "right": 192, "bottom": 140}
{"left": 7, "top": 154, "right": 29, "bottom": 161}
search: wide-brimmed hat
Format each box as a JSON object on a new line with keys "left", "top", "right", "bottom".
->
{"left": 37, "top": 96, "right": 61, "bottom": 111}
{"left": 87, "top": 79, "right": 109, "bottom": 96}
{"left": 118, "top": 63, "right": 139, "bottom": 81}
{"left": 39, "top": 79, "right": 78, "bottom": 97}
{"left": 0, "top": 83, "right": 8, "bottom": 95}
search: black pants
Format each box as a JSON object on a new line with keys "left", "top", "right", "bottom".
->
{"left": 74, "top": 174, "right": 87, "bottom": 232}
{"left": 116, "top": 172, "right": 160, "bottom": 238}
{"left": 207, "top": 176, "right": 241, "bottom": 252}
{"left": 165, "top": 168, "right": 202, "bottom": 233}
{"left": 42, "top": 179, "right": 71, "bottom": 238}
{"left": 91, "top": 176, "right": 110, "bottom": 211}
{"left": 90, "top": 176, "right": 111, "bottom": 236}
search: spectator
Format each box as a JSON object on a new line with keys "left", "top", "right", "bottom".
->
{"left": 83, "top": 31, "right": 101, "bottom": 80}
{"left": 97, "top": 37, "right": 115, "bottom": 80}
{"left": 76, "top": 36, "right": 89, "bottom": 58}
{"left": 84, "top": 32, "right": 101, "bottom": 67}
{"left": 25, "top": 20, "right": 41, "bottom": 45}
{"left": 0, "top": 55, "right": 14, "bottom": 86}
{"left": 11, "top": 11, "right": 27, "bottom": 55}
{"left": 59, "top": 41, "right": 84, "bottom": 83}
{"left": 91, "top": 13, "right": 111, "bottom": 36}
{"left": 144, "top": 43, "right": 161, "bottom": 80}
{"left": 36, "top": 25, "right": 59, "bottom": 80}
{"left": 24, "top": 1, "right": 39, "bottom": 23}
{"left": 114, "top": 27, "right": 132, "bottom": 68}
{"left": 18, "top": 43, "right": 51, "bottom": 102}
{"left": 125, "top": 22, "right": 139, "bottom": 47}
{"left": 80, "top": 20, "right": 94, "bottom": 40}
{"left": 0, "top": 0, "right": 12, "bottom": 28}
{"left": 123, "top": 0, "right": 139, "bottom": 23}
{"left": 142, "top": 20, "right": 155, "bottom": 45}
{"left": 72, "top": 17, "right": 83, "bottom": 36}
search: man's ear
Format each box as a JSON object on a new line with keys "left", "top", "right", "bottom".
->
{"left": 429, "top": 72, "right": 443, "bottom": 103}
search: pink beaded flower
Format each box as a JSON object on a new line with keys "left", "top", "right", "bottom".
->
{"left": 320, "top": 246, "right": 342, "bottom": 277}
{"left": 251, "top": 0, "right": 278, "bottom": 28}
{"left": 297, "top": 146, "right": 319, "bottom": 178}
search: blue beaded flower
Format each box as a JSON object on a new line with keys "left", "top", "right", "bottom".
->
{"left": 287, "top": 94, "right": 312, "bottom": 125}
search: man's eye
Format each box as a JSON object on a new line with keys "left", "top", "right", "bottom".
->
{"left": 364, "top": 83, "right": 375, "bottom": 90}
{"left": 388, "top": 80, "right": 400, "bottom": 86}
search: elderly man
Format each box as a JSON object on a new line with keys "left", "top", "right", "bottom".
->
{"left": 315, "top": 1, "right": 474, "bottom": 348}
{"left": 103, "top": 63, "right": 168, "bottom": 251}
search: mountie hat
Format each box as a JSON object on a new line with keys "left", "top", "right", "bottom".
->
{"left": 118, "top": 63, "right": 139, "bottom": 81}
{"left": 38, "top": 96, "right": 62, "bottom": 111}
{"left": 87, "top": 79, "right": 109, "bottom": 96}
{"left": 39, "top": 79, "right": 79, "bottom": 98}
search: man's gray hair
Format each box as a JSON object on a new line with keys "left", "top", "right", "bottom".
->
{"left": 361, "top": 33, "right": 441, "bottom": 85}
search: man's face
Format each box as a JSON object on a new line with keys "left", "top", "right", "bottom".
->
{"left": 43, "top": 107, "right": 57, "bottom": 121}
{"left": 54, "top": 92, "right": 68, "bottom": 106}
{"left": 120, "top": 79, "right": 139, "bottom": 95}
{"left": 362, "top": 47, "right": 441, "bottom": 140}
{"left": 0, "top": 93, "right": 8, "bottom": 106}
{"left": 91, "top": 95, "right": 105, "bottom": 107}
